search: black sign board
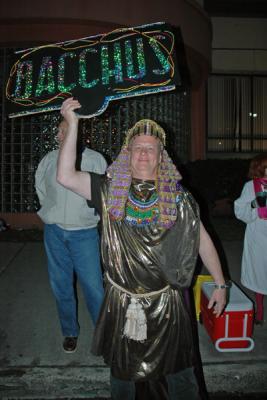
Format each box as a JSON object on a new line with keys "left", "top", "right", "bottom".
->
{"left": 6, "top": 22, "right": 181, "bottom": 118}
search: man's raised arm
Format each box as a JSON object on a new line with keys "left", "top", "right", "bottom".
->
{"left": 56, "top": 98, "right": 92, "bottom": 200}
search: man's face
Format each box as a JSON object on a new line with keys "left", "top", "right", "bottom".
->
{"left": 129, "top": 135, "right": 161, "bottom": 180}
{"left": 56, "top": 121, "right": 68, "bottom": 144}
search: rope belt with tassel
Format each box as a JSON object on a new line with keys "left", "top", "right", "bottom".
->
{"left": 106, "top": 272, "right": 170, "bottom": 342}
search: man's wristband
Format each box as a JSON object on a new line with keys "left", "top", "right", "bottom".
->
{"left": 213, "top": 283, "right": 230, "bottom": 289}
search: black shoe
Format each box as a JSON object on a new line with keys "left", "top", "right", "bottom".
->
{"left": 63, "top": 336, "right": 78, "bottom": 353}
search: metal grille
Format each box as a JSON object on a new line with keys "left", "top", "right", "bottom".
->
{"left": 0, "top": 48, "right": 190, "bottom": 213}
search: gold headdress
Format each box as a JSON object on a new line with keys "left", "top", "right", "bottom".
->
{"left": 107, "top": 119, "right": 182, "bottom": 229}
{"left": 124, "top": 119, "right": 166, "bottom": 147}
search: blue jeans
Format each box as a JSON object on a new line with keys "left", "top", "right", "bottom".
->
{"left": 44, "top": 224, "right": 104, "bottom": 337}
{"left": 110, "top": 367, "right": 200, "bottom": 400}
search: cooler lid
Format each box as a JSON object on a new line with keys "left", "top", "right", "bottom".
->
{"left": 201, "top": 281, "right": 253, "bottom": 311}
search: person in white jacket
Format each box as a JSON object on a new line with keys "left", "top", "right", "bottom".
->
{"left": 35, "top": 119, "right": 107, "bottom": 352}
{"left": 234, "top": 153, "right": 267, "bottom": 325}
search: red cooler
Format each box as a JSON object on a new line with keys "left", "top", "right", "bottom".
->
{"left": 200, "top": 281, "right": 255, "bottom": 352}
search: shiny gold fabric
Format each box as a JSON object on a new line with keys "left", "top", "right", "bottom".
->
{"left": 91, "top": 179, "right": 200, "bottom": 381}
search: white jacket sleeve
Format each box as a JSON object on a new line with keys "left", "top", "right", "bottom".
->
{"left": 234, "top": 181, "right": 258, "bottom": 224}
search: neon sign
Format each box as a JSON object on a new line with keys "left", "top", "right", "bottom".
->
{"left": 6, "top": 22, "right": 180, "bottom": 118}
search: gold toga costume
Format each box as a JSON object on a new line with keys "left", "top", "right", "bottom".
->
{"left": 90, "top": 175, "right": 200, "bottom": 382}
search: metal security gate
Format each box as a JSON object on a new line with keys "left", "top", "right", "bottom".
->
{"left": 0, "top": 48, "right": 190, "bottom": 213}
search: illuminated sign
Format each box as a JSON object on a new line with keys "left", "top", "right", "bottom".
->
{"left": 6, "top": 22, "right": 181, "bottom": 118}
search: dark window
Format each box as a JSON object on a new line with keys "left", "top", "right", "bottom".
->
{"left": 207, "top": 74, "right": 267, "bottom": 153}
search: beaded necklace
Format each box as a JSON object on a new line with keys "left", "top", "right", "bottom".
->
{"left": 125, "top": 179, "right": 159, "bottom": 226}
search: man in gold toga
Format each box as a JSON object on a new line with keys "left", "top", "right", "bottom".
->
{"left": 57, "top": 98, "right": 227, "bottom": 400}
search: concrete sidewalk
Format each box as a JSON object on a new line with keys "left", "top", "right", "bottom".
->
{"left": 0, "top": 230, "right": 267, "bottom": 399}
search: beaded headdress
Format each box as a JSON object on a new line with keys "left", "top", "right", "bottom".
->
{"left": 106, "top": 120, "right": 182, "bottom": 229}
{"left": 124, "top": 119, "right": 166, "bottom": 147}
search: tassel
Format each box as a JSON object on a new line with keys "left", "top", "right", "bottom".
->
{"left": 123, "top": 298, "right": 147, "bottom": 341}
